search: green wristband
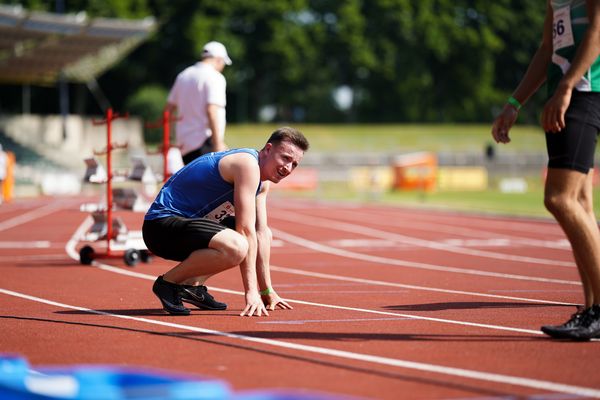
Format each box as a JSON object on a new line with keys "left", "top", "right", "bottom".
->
{"left": 260, "top": 287, "right": 273, "bottom": 296}
{"left": 507, "top": 96, "right": 522, "bottom": 110}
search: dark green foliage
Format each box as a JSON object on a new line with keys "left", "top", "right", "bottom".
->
{"left": 125, "top": 84, "right": 167, "bottom": 143}
{"left": 0, "top": 0, "right": 545, "bottom": 124}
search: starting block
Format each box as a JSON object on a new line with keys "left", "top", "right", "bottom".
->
{"left": 128, "top": 156, "right": 156, "bottom": 183}
{"left": 112, "top": 187, "right": 150, "bottom": 212}
{"left": 83, "top": 158, "right": 107, "bottom": 183}
{"left": 86, "top": 211, "right": 127, "bottom": 241}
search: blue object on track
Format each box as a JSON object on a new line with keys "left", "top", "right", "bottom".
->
{"left": 0, "top": 354, "right": 231, "bottom": 400}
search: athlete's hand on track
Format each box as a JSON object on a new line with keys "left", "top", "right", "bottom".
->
{"left": 491, "top": 104, "right": 518, "bottom": 144}
{"left": 262, "top": 290, "right": 293, "bottom": 311}
{"left": 240, "top": 291, "right": 269, "bottom": 317}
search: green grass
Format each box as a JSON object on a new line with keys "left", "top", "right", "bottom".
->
{"left": 276, "top": 181, "right": 600, "bottom": 218}
{"left": 173, "top": 123, "right": 600, "bottom": 218}
{"left": 225, "top": 123, "right": 547, "bottom": 153}
{"left": 230, "top": 123, "right": 546, "bottom": 217}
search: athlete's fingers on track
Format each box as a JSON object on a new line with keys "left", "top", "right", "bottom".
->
{"left": 241, "top": 305, "right": 269, "bottom": 317}
{"left": 277, "top": 301, "right": 293, "bottom": 310}
{"left": 240, "top": 304, "right": 255, "bottom": 317}
{"left": 259, "top": 306, "right": 269, "bottom": 317}
{"left": 265, "top": 300, "right": 292, "bottom": 311}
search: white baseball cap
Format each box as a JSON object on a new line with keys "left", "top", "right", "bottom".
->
{"left": 202, "top": 41, "right": 232, "bottom": 65}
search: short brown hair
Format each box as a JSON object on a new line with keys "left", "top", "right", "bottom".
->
{"left": 267, "top": 127, "right": 310, "bottom": 152}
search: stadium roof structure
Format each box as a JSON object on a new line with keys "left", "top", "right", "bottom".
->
{"left": 0, "top": 4, "right": 156, "bottom": 85}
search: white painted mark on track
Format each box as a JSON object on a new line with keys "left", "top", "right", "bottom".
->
{"left": 256, "top": 317, "right": 411, "bottom": 325}
{"left": 1, "top": 288, "right": 599, "bottom": 399}
{"left": 72, "top": 262, "right": 550, "bottom": 336}
{"left": 268, "top": 266, "right": 578, "bottom": 306}
{"left": 327, "top": 207, "right": 571, "bottom": 250}
{"left": 0, "top": 200, "right": 78, "bottom": 232}
{"left": 62, "top": 217, "right": 578, "bottom": 337}
{"left": 272, "top": 228, "right": 580, "bottom": 285}
{"left": 0, "top": 241, "right": 51, "bottom": 248}
{"left": 271, "top": 211, "right": 574, "bottom": 267}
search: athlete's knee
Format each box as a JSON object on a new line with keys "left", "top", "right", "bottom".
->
{"left": 212, "top": 230, "right": 249, "bottom": 265}
{"left": 544, "top": 191, "right": 575, "bottom": 217}
{"left": 578, "top": 191, "right": 594, "bottom": 214}
{"left": 544, "top": 191, "right": 562, "bottom": 215}
{"left": 223, "top": 233, "right": 249, "bottom": 265}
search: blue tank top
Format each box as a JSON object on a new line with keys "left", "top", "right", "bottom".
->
{"left": 144, "top": 148, "right": 260, "bottom": 220}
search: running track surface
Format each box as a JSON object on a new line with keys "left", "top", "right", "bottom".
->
{"left": 1, "top": 195, "right": 599, "bottom": 400}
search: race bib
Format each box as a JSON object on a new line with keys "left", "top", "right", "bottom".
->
{"left": 553, "top": 6, "right": 574, "bottom": 51}
{"left": 204, "top": 201, "right": 235, "bottom": 222}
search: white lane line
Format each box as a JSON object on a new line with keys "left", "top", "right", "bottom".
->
{"left": 276, "top": 201, "right": 561, "bottom": 236}
{"left": 2, "top": 288, "right": 599, "bottom": 399}
{"left": 63, "top": 220, "right": 576, "bottom": 336}
{"left": 276, "top": 283, "right": 372, "bottom": 287}
{"left": 489, "top": 290, "right": 581, "bottom": 294}
{"left": 271, "top": 211, "right": 574, "bottom": 268}
{"left": 330, "top": 208, "right": 571, "bottom": 251}
{"left": 0, "top": 254, "right": 69, "bottom": 262}
{"left": 324, "top": 237, "right": 571, "bottom": 250}
{"left": 256, "top": 317, "right": 410, "bottom": 325}
{"left": 272, "top": 228, "right": 580, "bottom": 286}
{"left": 382, "top": 211, "right": 561, "bottom": 235}
{"left": 267, "top": 266, "right": 578, "bottom": 306}
{"left": 280, "top": 290, "right": 410, "bottom": 294}
{"left": 76, "top": 262, "right": 545, "bottom": 336}
{"left": 0, "top": 241, "right": 51, "bottom": 248}
{"left": 256, "top": 280, "right": 578, "bottom": 302}
{"left": 323, "top": 238, "right": 570, "bottom": 252}
{"left": 0, "top": 200, "right": 78, "bottom": 232}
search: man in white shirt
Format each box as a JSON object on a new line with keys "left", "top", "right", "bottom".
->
{"left": 166, "top": 41, "right": 232, "bottom": 165}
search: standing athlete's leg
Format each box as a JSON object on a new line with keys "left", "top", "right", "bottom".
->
{"left": 542, "top": 168, "right": 600, "bottom": 339}
{"left": 541, "top": 91, "right": 600, "bottom": 339}
{"left": 576, "top": 171, "right": 600, "bottom": 305}
{"left": 544, "top": 168, "right": 600, "bottom": 307}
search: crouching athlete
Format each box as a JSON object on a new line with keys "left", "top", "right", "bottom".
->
{"left": 143, "top": 127, "right": 309, "bottom": 317}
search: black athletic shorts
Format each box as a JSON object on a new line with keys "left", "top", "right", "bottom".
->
{"left": 546, "top": 90, "right": 600, "bottom": 173}
{"left": 182, "top": 137, "right": 214, "bottom": 165}
{"left": 142, "top": 215, "right": 235, "bottom": 261}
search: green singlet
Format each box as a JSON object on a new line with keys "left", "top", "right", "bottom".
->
{"left": 548, "top": 0, "right": 600, "bottom": 95}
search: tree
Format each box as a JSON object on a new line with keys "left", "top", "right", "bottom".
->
{"left": 0, "top": 0, "right": 546, "bottom": 124}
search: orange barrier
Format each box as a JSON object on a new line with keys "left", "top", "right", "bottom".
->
{"left": 2, "top": 151, "right": 15, "bottom": 202}
{"left": 392, "top": 152, "right": 437, "bottom": 192}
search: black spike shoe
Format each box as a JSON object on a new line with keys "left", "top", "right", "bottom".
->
{"left": 180, "top": 285, "right": 227, "bottom": 310}
{"left": 152, "top": 276, "right": 191, "bottom": 315}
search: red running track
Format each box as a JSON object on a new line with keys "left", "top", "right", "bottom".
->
{"left": 0, "top": 195, "right": 599, "bottom": 399}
